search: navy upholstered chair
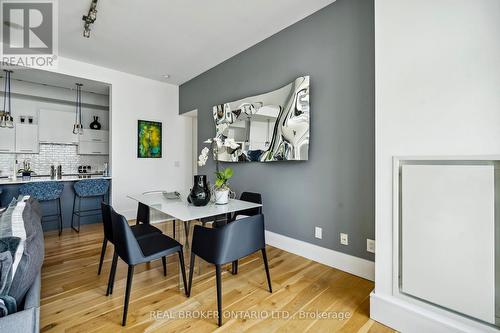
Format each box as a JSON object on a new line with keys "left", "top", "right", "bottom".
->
{"left": 107, "top": 207, "right": 188, "bottom": 326}
{"left": 71, "top": 179, "right": 110, "bottom": 232}
{"left": 232, "top": 192, "right": 262, "bottom": 221}
{"left": 228, "top": 191, "right": 263, "bottom": 274}
{"left": 98, "top": 202, "right": 163, "bottom": 275}
{"left": 19, "top": 181, "right": 64, "bottom": 235}
{"left": 187, "top": 214, "right": 272, "bottom": 327}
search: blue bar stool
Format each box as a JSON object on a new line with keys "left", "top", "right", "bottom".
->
{"left": 71, "top": 179, "right": 110, "bottom": 232}
{"left": 19, "top": 182, "right": 64, "bottom": 236}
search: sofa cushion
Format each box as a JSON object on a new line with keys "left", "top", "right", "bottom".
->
{"left": 0, "top": 199, "right": 22, "bottom": 301}
{"left": 0, "top": 251, "right": 13, "bottom": 296}
{"left": 0, "top": 198, "right": 19, "bottom": 238}
{"left": 8, "top": 199, "right": 44, "bottom": 307}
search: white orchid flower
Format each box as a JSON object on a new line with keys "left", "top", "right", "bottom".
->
{"left": 204, "top": 138, "right": 213, "bottom": 144}
{"left": 201, "top": 147, "right": 210, "bottom": 155}
{"left": 198, "top": 156, "right": 208, "bottom": 167}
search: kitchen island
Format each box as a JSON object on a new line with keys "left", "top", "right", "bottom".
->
{"left": 0, "top": 175, "right": 111, "bottom": 232}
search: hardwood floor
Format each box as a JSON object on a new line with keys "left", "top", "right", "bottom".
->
{"left": 40, "top": 222, "right": 394, "bottom": 333}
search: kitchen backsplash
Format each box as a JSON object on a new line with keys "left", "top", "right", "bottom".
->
{"left": 0, "top": 144, "right": 109, "bottom": 176}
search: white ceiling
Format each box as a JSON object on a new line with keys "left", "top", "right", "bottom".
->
{"left": 59, "top": 0, "right": 335, "bottom": 85}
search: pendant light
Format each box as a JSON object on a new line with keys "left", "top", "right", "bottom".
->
{"left": 1, "top": 70, "right": 14, "bottom": 128}
{"left": 73, "top": 83, "right": 84, "bottom": 134}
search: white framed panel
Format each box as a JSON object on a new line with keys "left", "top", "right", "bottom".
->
{"left": 400, "top": 163, "right": 495, "bottom": 324}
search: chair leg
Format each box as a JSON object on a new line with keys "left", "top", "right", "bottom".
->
{"left": 231, "top": 260, "right": 238, "bottom": 275}
{"left": 57, "top": 198, "right": 63, "bottom": 236}
{"left": 215, "top": 264, "right": 223, "bottom": 327}
{"left": 77, "top": 196, "right": 81, "bottom": 232}
{"left": 101, "top": 195, "right": 106, "bottom": 220}
{"left": 70, "top": 194, "right": 76, "bottom": 232}
{"left": 178, "top": 250, "right": 188, "bottom": 296}
{"left": 173, "top": 220, "right": 176, "bottom": 239}
{"left": 187, "top": 252, "right": 195, "bottom": 297}
{"left": 261, "top": 248, "right": 272, "bottom": 293}
{"left": 162, "top": 256, "right": 167, "bottom": 276}
{"left": 98, "top": 239, "right": 108, "bottom": 275}
{"left": 106, "top": 250, "right": 118, "bottom": 296}
{"left": 122, "top": 265, "right": 135, "bottom": 326}
{"left": 183, "top": 221, "right": 191, "bottom": 248}
{"left": 183, "top": 221, "right": 189, "bottom": 240}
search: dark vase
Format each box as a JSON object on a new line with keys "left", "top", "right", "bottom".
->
{"left": 188, "top": 175, "right": 211, "bottom": 206}
{"left": 90, "top": 116, "right": 102, "bottom": 130}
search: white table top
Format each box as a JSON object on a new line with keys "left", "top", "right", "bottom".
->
{"left": 127, "top": 191, "right": 262, "bottom": 222}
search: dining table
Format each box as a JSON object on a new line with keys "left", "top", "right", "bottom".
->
{"left": 127, "top": 190, "right": 263, "bottom": 287}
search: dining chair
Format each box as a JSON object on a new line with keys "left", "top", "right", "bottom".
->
{"left": 140, "top": 191, "right": 177, "bottom": 239}
{"left": 97, "top": 202, "right": 163, "bottom": 275}
{"left": 108, "top": 207, "right": 188, "bottom": 326}
{"left": 228, "top": 191, "right": 262, "bottom": 274}
{"left": 231, "top": 191, "right": 262, "bottom": 221}
{"left": 187, "top": 214, "right": 272, "bottom": 327}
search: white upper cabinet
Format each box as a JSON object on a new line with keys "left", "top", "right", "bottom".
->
{"left": 39, "top": 109, "right": 79, "bottom": 144}
{"left": 15, "top": 124, "right": 39, "bottom": 153}
{"left": 0, "top": 128, "right": 15, "bottom": 153}
{"left": 78, "top": 130, "right": 109, "bottom": 155}
{"left": 78, "top": 129, "right": 109, "bottom": 143}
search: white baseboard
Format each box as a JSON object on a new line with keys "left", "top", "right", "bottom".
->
{"left": 370, "top": 292, "right": 498, "bottom": 333}
{"left": 265, "top": 230, "right": 374, "bottom": 281}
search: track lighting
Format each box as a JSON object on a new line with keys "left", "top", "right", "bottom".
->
{"left": 82, "top": 0, "right": 98, "bottom": 38}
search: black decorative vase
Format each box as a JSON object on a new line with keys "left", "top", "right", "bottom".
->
{"left": 188, "top": 175, "right": 211, "bottom": 206}
{"left": 90, "top": 116, "right": 102, "bottom": 130}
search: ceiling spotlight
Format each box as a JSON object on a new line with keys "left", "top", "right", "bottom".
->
{"left": 82, "top": 0, "right": 98, "bottom": 38}
{"left": 162, "top": 74, "right": 170, "bottom": 79}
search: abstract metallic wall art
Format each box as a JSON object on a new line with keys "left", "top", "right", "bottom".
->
{"left": 137, "top": 120, "right": 162, "bottom": 158}
{"left": 212, "top": 75, "right": 310, "bottom": 162}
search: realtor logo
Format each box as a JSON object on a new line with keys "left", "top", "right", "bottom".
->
{"left": 1, "top": 0, "right": 58, "bottom": 68}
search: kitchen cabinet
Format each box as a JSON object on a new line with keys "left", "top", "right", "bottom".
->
{"left": 78, "top": 130, "right": 108, "bottom": 143}
{"left": 39, "top": 109, "right": 79, "bottom": 144}
{"left": 0, "top": 128, "right": 15, "bottom": 153}
{"left": 15, "top": 124, "right": 39, "bottom": 153}
{"left": 78, "top": 130, "right": 109, "bottom": 155}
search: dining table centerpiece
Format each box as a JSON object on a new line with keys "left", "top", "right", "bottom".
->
{"left": 197, "top": 137, "right": 239, "bottom": 205}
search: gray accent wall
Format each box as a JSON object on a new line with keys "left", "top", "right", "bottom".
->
{"left": 180, "top": 0, "right": 374, "bottom": 261}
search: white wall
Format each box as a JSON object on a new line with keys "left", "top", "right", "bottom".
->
{"left": 373, "top": 0, "right": 500, "bottom": 332}
{"left": 41, "top": 56, "right": 192, "bottom": 218}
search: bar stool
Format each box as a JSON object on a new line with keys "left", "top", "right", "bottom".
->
{"left": 71, "top": 179, "right": 110, "bottom": 232}
{"left": 19, "top": 182, "right": 64, "bottom": 236}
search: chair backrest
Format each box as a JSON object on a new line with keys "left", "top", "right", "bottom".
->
{"left": 19, "top": 181, "right": 64, "bottom": 201}
{"left": 237, "top": 192, "right": 262, "bottom": 216}
{"left": 100, "top": 202, "right": 114, "bottom": 243}
{"left": 192, "top": 214, "right": 265, "bottom": 265}
{"left": 109, "top": 207, "right": 143, "bottom": 265}
{"left": 136, "top": 202, "right": 150, "bottom": 224}
{"left": 74, "top": 179, "right": 110, "bottom": 198}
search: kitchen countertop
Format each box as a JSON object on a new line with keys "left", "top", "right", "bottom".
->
{"left": 0, "top": 175, "right": 112, "bottom": 185}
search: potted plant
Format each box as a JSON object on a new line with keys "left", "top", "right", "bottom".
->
{"left": 214, "top": 167, "right": 233, "bottom": 205}
{"left": 197, "top": 137, "right": 239, "bottom": 205}
{"left": 18, "top": 160, "right": 34, "bottom": 181}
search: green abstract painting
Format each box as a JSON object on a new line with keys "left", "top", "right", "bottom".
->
{"left": 138, "top": 120, "right": 162, "bottom": 158}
